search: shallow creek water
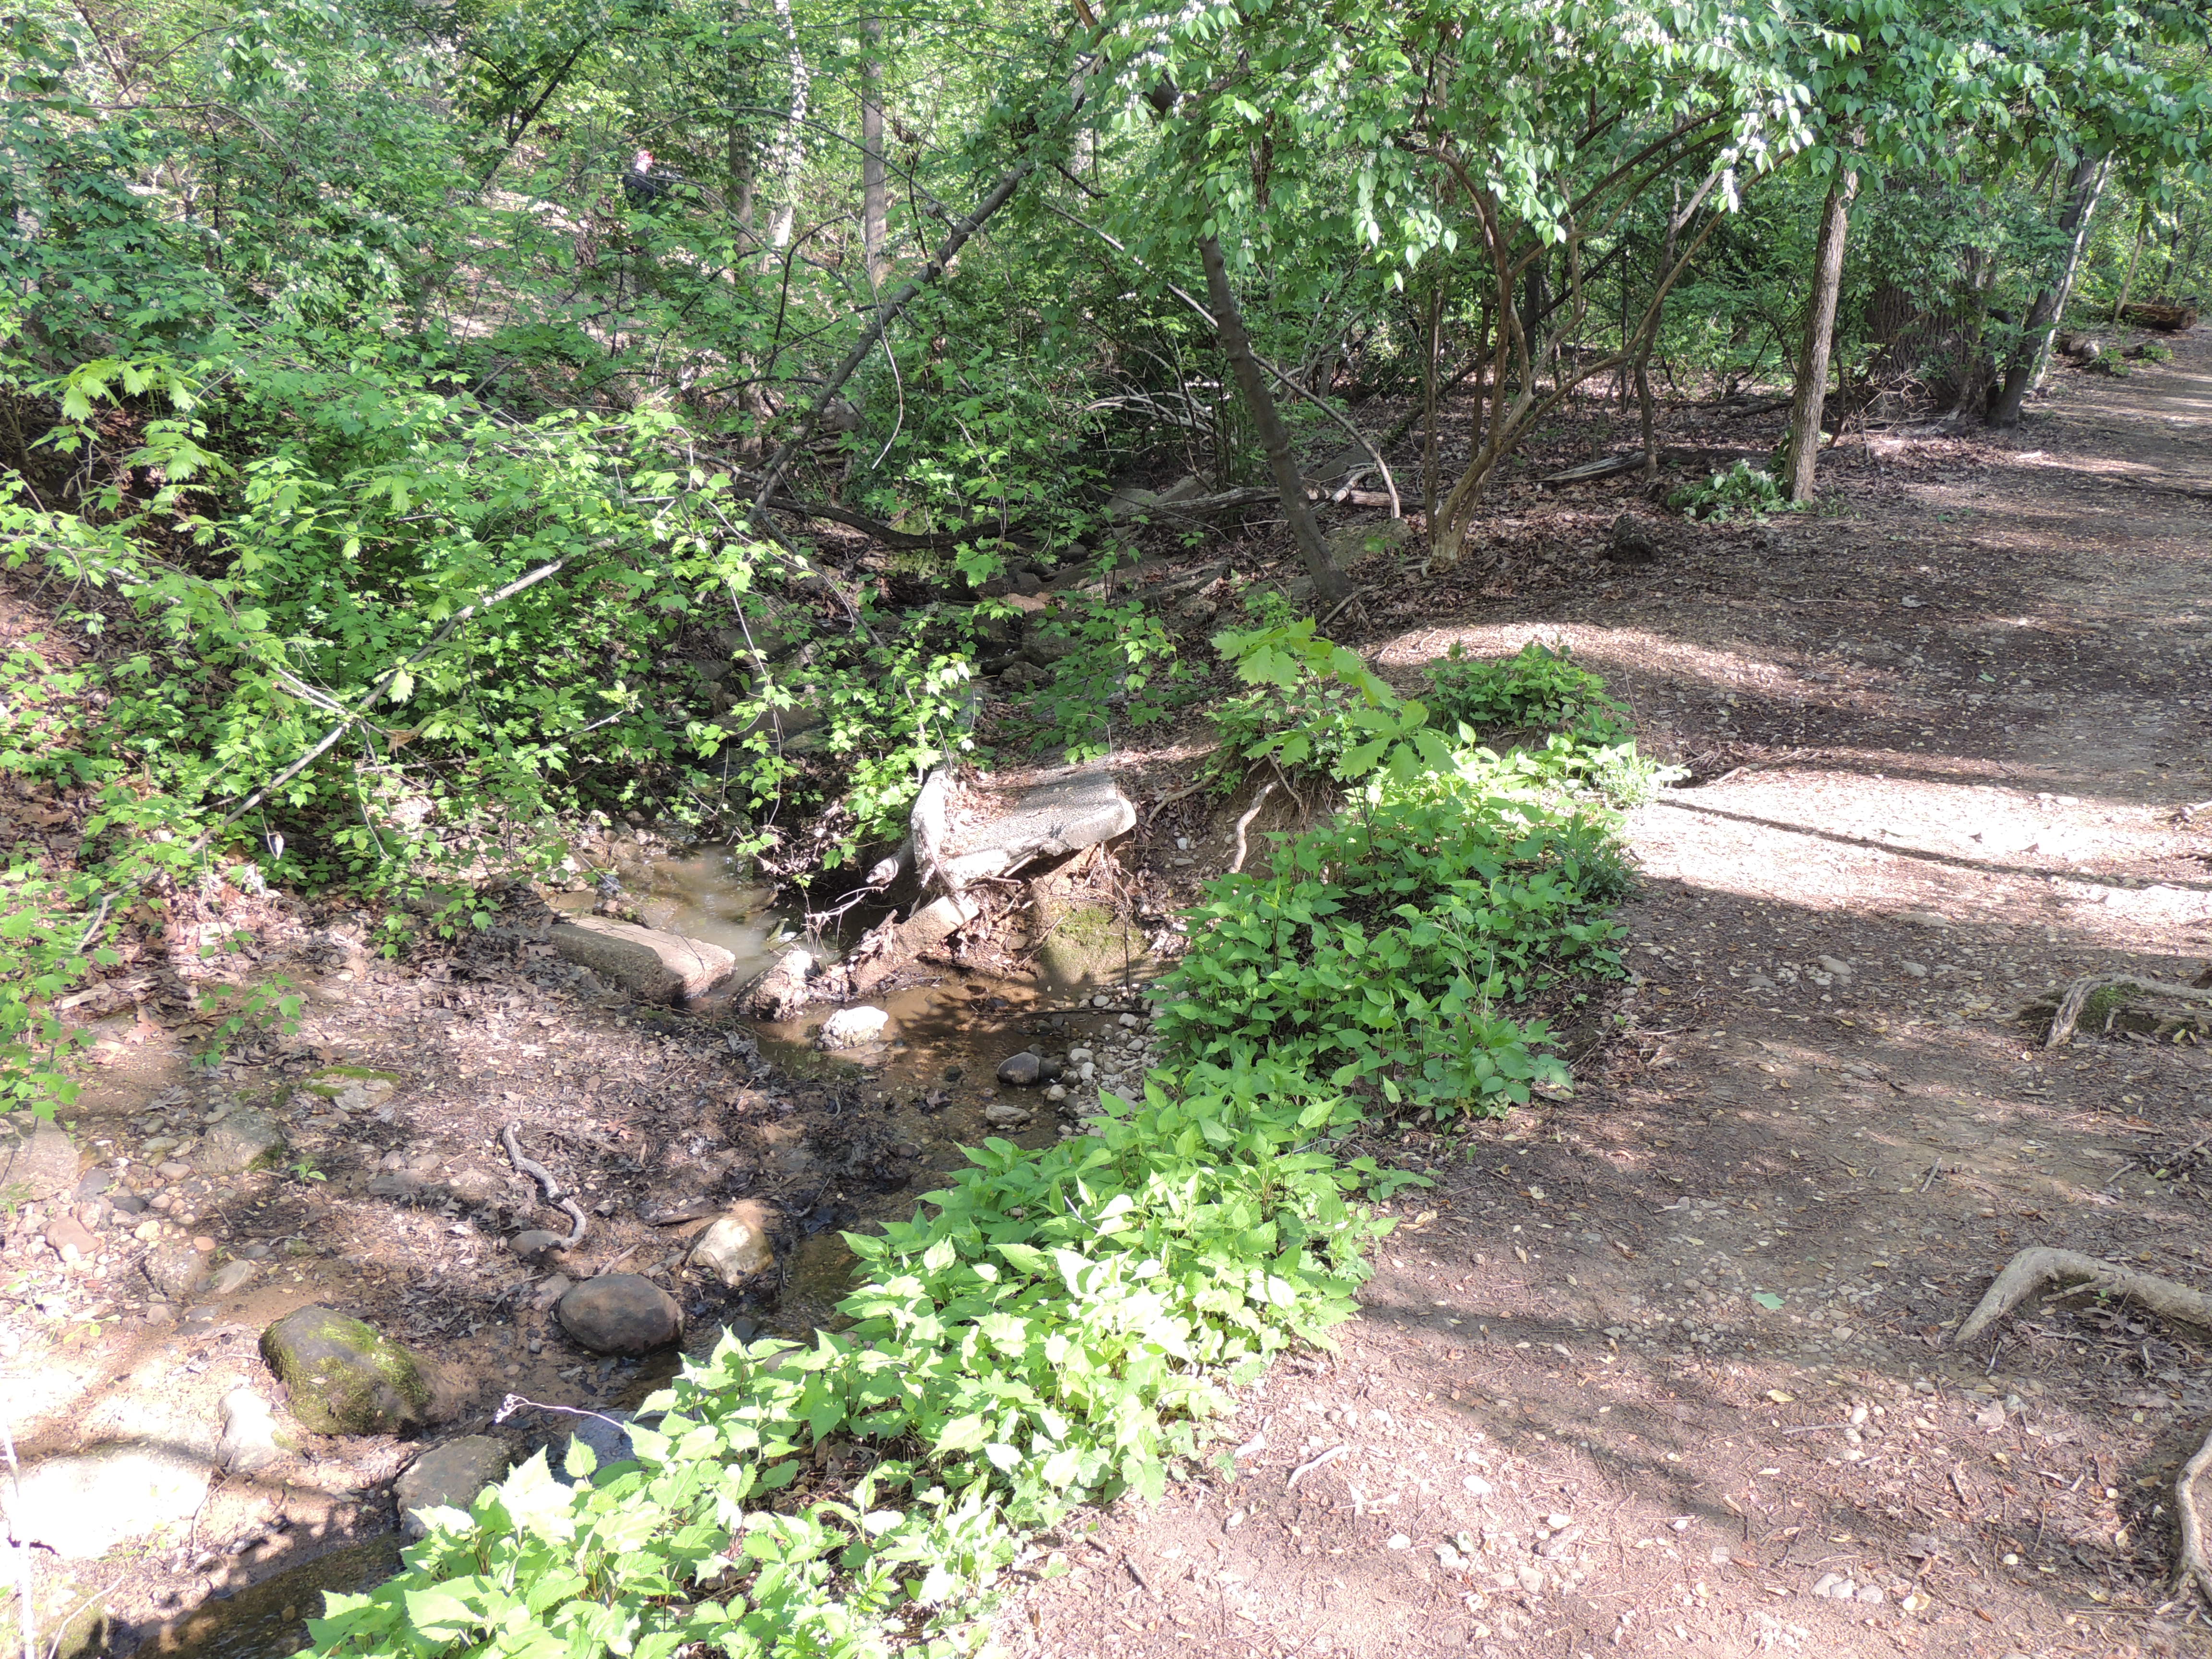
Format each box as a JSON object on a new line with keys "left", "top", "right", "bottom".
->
{"left": 171, "top": 851, "right": 1157, "bottom": 1656}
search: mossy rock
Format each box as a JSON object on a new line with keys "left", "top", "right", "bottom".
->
{"left": 260, "top": 1306, "right": 434, "bottom": 1435}
{"left": 1037, "top": 902, "right": 1147, "bottom": 987}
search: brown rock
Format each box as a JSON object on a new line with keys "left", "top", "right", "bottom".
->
{"left": 46, "top": 1215, "right": 99, "bottom": 1262}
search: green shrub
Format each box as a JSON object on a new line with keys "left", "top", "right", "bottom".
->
{"left": 1156, "top": 761, "right": 1625, "bottom": 1119}
{"left": 1424, "top": 641, "right": 1628, "bottom": 741}
{"left": 1668, "top": 459, "right": 1790, "bottom": 521}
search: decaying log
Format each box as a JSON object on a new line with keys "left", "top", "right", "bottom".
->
{"left": 2044, "top": 973, "right": 2212, "bottom": 1048}
{"left": 1952, "top": 1246, "right": 2212, "bottom": 1346}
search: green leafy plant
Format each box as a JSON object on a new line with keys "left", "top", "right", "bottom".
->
{"left": 1157, "top": 761, "right": 1625, "bottom": 1120}
{"left": 301, "top": 1058, "right": 1405, "bottom": 1659}
{"left": 1668, "top": 459, "right": 1792, "bottom": 521}
{"left": 1018, "top": 591, "right": 1195, "bottom": 763}
{"left": 1206, "top": 611, "right": 1450, "bottom": 791}
{"left": 1424, "top": 641, "right": 1629, "bottom": 741}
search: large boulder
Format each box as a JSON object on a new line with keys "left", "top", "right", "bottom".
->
{"left": 550, "top": 917, "right": 735, "bottom": 1003}
{"left": 0, "top": 1113, "right": 78, "bottom": 1203}
{"left": 395, "top": 1436, "right": 513, "bottom": 1538}
{"left": 0, "top": 1443, "right": 210, "bottom": 1560}
{"left": 260, "top": 1306, "right": 436, "bottom": 1435}
{"left": 195, "top": 1106, "right": 285, "bottom": 1175}
{"left": 557, "top": 1274, "right": 682, "bottom": 1355}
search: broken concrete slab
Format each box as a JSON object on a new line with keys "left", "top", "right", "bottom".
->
{"left": 550, "top": 917, "right": 735, "bottom": 1003}
{"left": 924, "top": 766, "right": 1136, "bottom": 892}
{"left": 849, "top": 893, "right": 981, "bottom": 995}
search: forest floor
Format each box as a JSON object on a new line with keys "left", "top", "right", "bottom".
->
{"left": 8, "top": 333, "right": 2212, "bottom": 1659}
{"left": 999, "top": 339, "right": 2212, "bottom": 1659}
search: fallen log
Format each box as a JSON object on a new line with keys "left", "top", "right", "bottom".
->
{"left": 2123, "top": 300, "right": 2199, "bottom": 331}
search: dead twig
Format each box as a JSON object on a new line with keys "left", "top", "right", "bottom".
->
{"left": 1954, "top": 1246, "right": 2212, "bottom": 1346}
{"left": 2045, "top": 974, "right": 2212, "bottom": 1048}
{"left": 1286, "top": 1444, "right": 1347, "bottom": 1489}
{"left": 1228, "top": 781, "right": 1278, "bottom": 876}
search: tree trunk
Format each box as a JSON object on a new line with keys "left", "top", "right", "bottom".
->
{"left": 1422, "top": 278, "right": 1442, "bottom": 560}
{"left": 765, "top": 0, "right": 809, "bottom": 254}
{"left": 1199, "top": 234, "right": 1346, "bottom": 605}
{"left": 860, "top": 16, "right": 888, "bottom": 290}
{"left": 1991, "top": 156, "right": 2107, "bottom": 428}
{"left": 1784, "top": 170, "right": 1858, "bottom": 503}
{"left": 2113, "top": 210, "right": 2147, "bottom": 321}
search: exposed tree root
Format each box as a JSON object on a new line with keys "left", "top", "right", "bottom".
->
{"left": 1953, "top": 1246, "right": 2212, "bottom": 1346}
{"left": 2176, "top": 1427, "right": 2212, "bottom": 1607}
{"left": 2044, "top": 973, "right": 2212, "bottom": 1048}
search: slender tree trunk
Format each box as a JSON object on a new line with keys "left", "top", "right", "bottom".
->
{"left": 1423, "top": 278, "right": 1442, "bottom": 560}
{"left": 2113, "top": 208, "right": 2147, "bottom": 321}
{"left": 765, "top": 0, "right": 808, "bottom": 254}
{"left": 860, "top": 16, "right": 888, "bottom": 290}
{"left": 1784, "top": 170, "right": 1858, "bottom": 503}
{"left": 1992, "top": 156, "right": 2107, "bottom": 428}
{"left": 1199, "top": 234, "right": 1346, "bottom": 604}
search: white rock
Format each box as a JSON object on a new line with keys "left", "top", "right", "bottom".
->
{"left": 817, "top": 1006, "right": 892, "bottom": 1049}
{"left": 218, "top": 1387, "right": 285, "bottom": 1475}
{"left": 1462, "top": 1475, "right": 1493, "bottom": 1496}
{"left": 1, "top": 1443, "right": 211, "bottom": 1559}
{"left": 983, "top": 1102, "right": 1034, "bottom": 1128}
{"left": 1900, "top": 961, "right": 1928, "bottom": 978}
{"left": 1386, "top": 1534, "right": 1411, "bottom": 1550}
{"left": 1068, "top": 1047, "right": 1094, "bottom": 1065}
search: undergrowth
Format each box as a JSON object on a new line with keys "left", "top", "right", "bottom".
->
{"left": 297, "top": 628, "right": 1660, "bottom": 1659}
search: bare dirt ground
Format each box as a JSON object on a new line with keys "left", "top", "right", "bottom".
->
{"left": 998, "top": 338, "right": 2212, "bottom": 1659}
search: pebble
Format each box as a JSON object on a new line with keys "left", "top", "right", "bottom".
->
{"left": 1068, "top": 1047, "right": 1094, "bottom": 1065}
{"left": 1816, "top": 956, "right": 1851, "bottom": 978}
{"left": 1900, "top": 961, "right": 1928, "bottom": 978}
{"left": 1118, "top": 1012, "right": 1141, "bottom": 1028}
{"left": 983, "top": 1102, "right": 1034, "bottom": 1128}
{"left": 45, "top": 1215, "right": 99, "bottom": 1262}
{"left": 817, "top": 1006, "right": 892, "bottom": 1049}
{"left": 1463, "top": 1475, "right": 1493, "bottom": 1496}
{"left": 208, "top": 1259, "right": 257, "bottom": 1295}
{"left": 688, "top": 1204, "right": 776, "bottom": 1286}
{"left": 1092, "top": 994, "right": 1112, "bottom": 1008}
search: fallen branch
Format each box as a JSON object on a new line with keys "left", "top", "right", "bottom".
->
{"left": 2044, "top": 973, "right": 2212, "bottom": 1048}
{"left": 1952, "top": 1246, "right": 2212, "bottom": 1346}
{"left": 2176, "top": 1426, "right": 2212, "bottom": 1606}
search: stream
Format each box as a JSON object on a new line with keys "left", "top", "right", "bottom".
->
{"left": 166, "top": 845, "right": 1159, "bottom": 1656}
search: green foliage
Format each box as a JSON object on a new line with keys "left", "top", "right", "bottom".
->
{"left": 302, "top": 1058, "right": 1401, "bottom": 1659}
{"left": 1015, "top": 589, "right": 1195, "bottom": 764}
{"left": 1206, "top": 606, "right": 1451, "bottom": 791}
{"left": 1424, "top": 642, "right": 1629, "bottom": 741}
{"left": 1669, "top": 460, "right": 1792, "bottom": 522}
{"left": 1157, "top": 758, "right": 1625, "bottom": 1121}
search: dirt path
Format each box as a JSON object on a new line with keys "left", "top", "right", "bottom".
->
{"left": 1003, "top": 338, "right": 2212, "bottom": 1658}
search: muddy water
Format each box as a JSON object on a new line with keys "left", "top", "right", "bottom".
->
{"left": 158, "top": 1539, "right": 402, "bottom": 1656}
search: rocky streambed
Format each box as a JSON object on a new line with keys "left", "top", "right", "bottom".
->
{"left": 0, "top": 799, "right": 1170, "bottom": 1659}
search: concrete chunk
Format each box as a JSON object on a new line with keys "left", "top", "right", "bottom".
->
{"left": 550, "top": 916, "right": 735, "bottom": 1003}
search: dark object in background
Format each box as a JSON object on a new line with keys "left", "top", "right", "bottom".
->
{"left": 1604, "top": 511, "right": 1659, "bottom": 565}
{"left": 623, "top": 149, "right": 686, "bottom": 208}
